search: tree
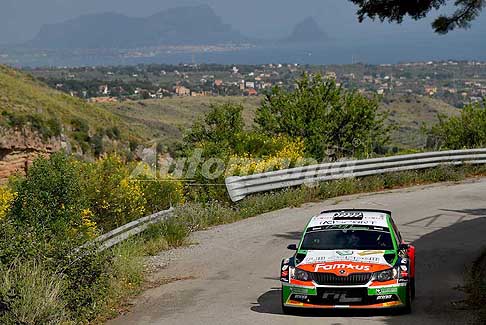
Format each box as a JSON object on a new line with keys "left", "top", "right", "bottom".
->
{"left": 427, "top": 101, "right": 486, "bottom": 149}
{"left": 256, "top": 73, "right": 390, "bottom": 159}
{"left": 185, "top": 103, "right": 244, "bottom": 145}
{"left": 349, "top": 0, "right": 485, "bottom": 34}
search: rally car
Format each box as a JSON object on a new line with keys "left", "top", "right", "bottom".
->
{"left": 280, "top": 209, "right": 415, "bottom": 314}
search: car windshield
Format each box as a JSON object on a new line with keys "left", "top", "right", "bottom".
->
{"left": 300, "top": 228, "right": 394, "bottom": 250}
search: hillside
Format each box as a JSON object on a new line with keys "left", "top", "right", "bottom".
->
{"left": 0, "top": 65, "right": 140, "bottom": 180}
{"left": 381, "top": 94, "right": 460, "bottom": 148}
{"left": 29, "top": 5, "right": 244, "bottom": 49}
{"left": 101, "top": 96, "right": 260, "bottom": 150}
{"left": 103, "top": 94, "right": 459, "bottom": 150}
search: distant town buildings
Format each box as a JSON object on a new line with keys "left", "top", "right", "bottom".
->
{"left": 31, "top": 60, "right": 486, "bottom": 108}
{"left": 175, "top": 85, "right": 191, "bottom": 96}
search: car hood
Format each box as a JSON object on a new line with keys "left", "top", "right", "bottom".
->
{"left": 296, "top": 249, "right": 393, "bottom": 273}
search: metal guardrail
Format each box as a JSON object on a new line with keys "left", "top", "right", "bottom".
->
{"left": 83, "top": 207, "right": 175, "bottom": 252}
{"left": 225, "top": 148, "right": 486, "bottom": 202}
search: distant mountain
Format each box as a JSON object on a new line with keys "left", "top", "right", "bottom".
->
{"left": 28, "top": 5, "right": 246, "bottom": 49}
{"left": 283, "top": 17, "right": 328, "bottom": 44}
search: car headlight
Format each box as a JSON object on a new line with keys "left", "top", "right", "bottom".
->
{"left": 293, "top": 268, "right": 310, "bottom": 281}
{"left": 374, "top": 268, "right": 398, "bottom": 282}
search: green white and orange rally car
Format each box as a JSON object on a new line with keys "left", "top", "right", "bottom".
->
{"left": 280, "top": 209, "right": 415, "bottom": 314}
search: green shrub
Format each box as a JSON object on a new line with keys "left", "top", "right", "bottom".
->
{"left": 0, "top": 111, "right": 62, "bottom": 139}
{"left": 61, "top": 250, "right": 111, "bottom": 321}
{"left": 45, "top": 118, "right": 62, "bottom": 137}
{"left": 71, "top": 118, "right": 89, "bottom": 133}
{"left": 81, "top": 155, "right": 147, "bottom": 231}
{"left": 427, "top": 101, "right": 486, "bottom": 149}
{"left": 8, "top": 153, "right": 94, "bottom": 261}
{"left": 183, "top": 102, "right": 244, "bottom": 151}
{"left": 144, "top": 218, "right": 190, "bottom": 248}
{"left": 137, "top": 175, "right": 185, "bottom": 214}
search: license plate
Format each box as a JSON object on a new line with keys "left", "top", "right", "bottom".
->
{"left": 322, "top": 292, "right": 362, "bottom": 303}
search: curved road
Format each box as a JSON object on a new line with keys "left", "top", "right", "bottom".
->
{"left": 110, "top": 179, "right": 486, "bottom": 325}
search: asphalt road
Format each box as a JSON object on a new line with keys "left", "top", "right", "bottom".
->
{"left": 109, "top": 179, "right": 486, "bottom": 325}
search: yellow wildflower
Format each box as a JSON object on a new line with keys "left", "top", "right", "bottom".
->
{"left": 0, "top": 187, "right": 16, "bottom": 220}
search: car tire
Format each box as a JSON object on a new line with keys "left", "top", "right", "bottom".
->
{"left": 401, "top": 283, "right": 413, "bottom": 314}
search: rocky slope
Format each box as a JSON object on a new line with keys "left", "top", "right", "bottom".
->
{"left": 0, "top": 128, "right": 66, "bottom": 182}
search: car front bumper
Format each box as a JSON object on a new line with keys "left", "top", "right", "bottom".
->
{"left": 282, "top": 283, "right": 408, "bottom": 309}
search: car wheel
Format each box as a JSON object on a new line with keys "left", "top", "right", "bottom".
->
{"left": 401, "top": 283, "right": 412, "bottom": 314}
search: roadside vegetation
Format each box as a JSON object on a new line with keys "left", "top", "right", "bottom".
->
{"left": 426, "top": 101, "right": 486, "bottom": 149}
{"left": 0, "top": 72, "right": 485, "bottom": 323}
{"left": 0, "top": 153, "right": 183, "bottom": 324}
{"left": 465, "top": 249, "right": 486, "bottom": 324}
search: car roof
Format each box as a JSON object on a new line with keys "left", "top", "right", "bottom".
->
{"left": 307, "top": 209, "right": 390, "bottom": 229}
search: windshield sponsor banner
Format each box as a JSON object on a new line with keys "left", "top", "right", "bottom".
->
{"left": 301, "top": 250, "right": 388, "bottom": 265}
{"left": 309, "top": 213, "right": 389, "bottom": 228}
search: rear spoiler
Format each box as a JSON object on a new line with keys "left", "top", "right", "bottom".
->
{"left": 320, "top": 208, "right": 392, "bottom": 215}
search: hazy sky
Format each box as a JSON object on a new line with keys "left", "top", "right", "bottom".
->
{"left": 1, "top": 0, "right": 484, "bottom": 46}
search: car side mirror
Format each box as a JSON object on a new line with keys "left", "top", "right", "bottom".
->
{"left": 399, "top": 243, "right": 409, "bottom": 251}
{"left": 287, "top": 244, "right": 297, "bottom": 250}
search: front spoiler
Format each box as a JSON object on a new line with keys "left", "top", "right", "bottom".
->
{"left": 284, "top": 300, "right": 404, "bottom": 309}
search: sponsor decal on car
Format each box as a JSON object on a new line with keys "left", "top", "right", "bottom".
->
{"left": 368, "top": 287, "right": 399, "bottom": 295}
{"left": 319, "top": 220, "right": 378, "bottom": 226}
{"left": 314, "top": 263, "right": 371, "bottom": 272}
{"left": 358, "top": 250, "right": 385, "bottom": 256}
{"left": 291, "top": 287, "right": 309, "bottom": 294}
{"left": 289, "top": 286, "right": 317, "bottom": 295}
{"left": 332, "top": 211, "right": 364, "bottom": 220}
{"left": 336, "top": 250, "right": 354, "bottom": 256}
{"left": 376, "top": 294, "right": 393, "bottom": 300}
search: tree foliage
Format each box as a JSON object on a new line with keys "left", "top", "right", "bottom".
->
{"left": 349, "top": 0, "right": 485, "bottom": 34}
{"left": 427, "top": 101, "right": 486, "bottom": 149}
{"left": 256, "top": 73, "right": 390, "bottom": 159}
{"left": 183, "top": 102, "right": 245, "bottom": 158}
